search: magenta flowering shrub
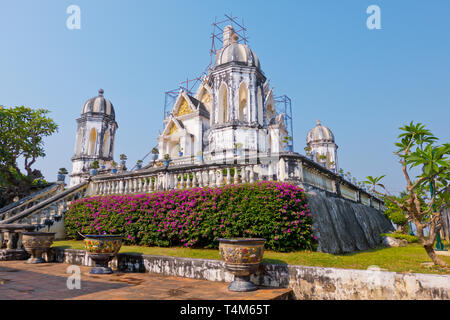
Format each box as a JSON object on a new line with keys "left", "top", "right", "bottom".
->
{"left": 65, "top": 181, "right": 316, "bottom": 251}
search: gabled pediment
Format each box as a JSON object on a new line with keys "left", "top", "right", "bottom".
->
{"left": 172, "top": 91, "right": 196, "bottom": 117}
{"left": 161, "top": 116, "right": 185, "bottom": 137}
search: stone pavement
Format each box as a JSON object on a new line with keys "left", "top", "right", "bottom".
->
{"left": 0, "top": 261, "right": 292, "bottom": 300}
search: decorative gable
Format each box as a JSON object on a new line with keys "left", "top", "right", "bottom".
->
{"left": 177, "top": 98, "right": 192, "bottom": 116}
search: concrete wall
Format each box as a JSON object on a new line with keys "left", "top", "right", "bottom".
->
{"left": 49, "top": 248, "right": 450, "bottom": 300}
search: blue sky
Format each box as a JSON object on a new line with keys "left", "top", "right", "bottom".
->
{"left": 0, "top": 0, "right": 449, "bottom": 194}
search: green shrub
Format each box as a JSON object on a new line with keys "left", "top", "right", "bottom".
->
{"left": 65, "top": 181, "right": 316, "bottom": 252}
{"left": 381, "top": 232, "right": 419, "bottom": 243}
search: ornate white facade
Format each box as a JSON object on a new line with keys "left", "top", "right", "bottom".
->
{"left": 157, "top": 26, "right": 288, "bottom": 165}
{"left": 69, "top": 25, "right": 341, "bottom": 184}
{"left": 70, "top": 89, "right": 118, "bottom": 186}
{"left": 306, "top": 120, "right": 339, "bottom": 172}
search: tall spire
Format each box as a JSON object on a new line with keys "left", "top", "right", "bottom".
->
{"left": 223, "top": 25, "right": 234, "bottom": 47}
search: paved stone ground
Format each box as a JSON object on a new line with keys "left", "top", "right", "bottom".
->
{"left": 0, "top": 261, "right": 292, "bottom": 300}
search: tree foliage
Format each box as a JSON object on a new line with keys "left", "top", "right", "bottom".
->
{"left": 365, "top": 121, "right": 449, "bottom": 267}
{"left": 0, "top": 106, "right": 58, "bottom": 204}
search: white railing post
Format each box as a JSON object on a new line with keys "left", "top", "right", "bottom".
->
{"left": 186, "top": 172, "right": 192, "bottom": 188}
{"left": 218, "top": 169, "right": 224, "bottom": 186}
{"left": 226, "top": 168, "right": 231, "bottom": 185}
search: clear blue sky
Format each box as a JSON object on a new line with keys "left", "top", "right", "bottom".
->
{"left": 1, "top": 0, "right": 449, "bottom": 194}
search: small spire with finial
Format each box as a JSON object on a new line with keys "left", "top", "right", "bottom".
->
{"left": 98, "top": 88, "right": 104, "bottom": 96}
{"left": 316, "top": 120, "right": 321, "bottom": 126}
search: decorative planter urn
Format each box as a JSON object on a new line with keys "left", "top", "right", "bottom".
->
{"left": 21, "top": 232, "right": 56, "bottom": 264}
{"left": 218, "top": 238, "right": 266, "bottom": 292}
{"left": 84, "top": 235, "right": 122, "bottom": 274}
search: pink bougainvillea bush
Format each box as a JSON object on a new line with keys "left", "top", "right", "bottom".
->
{"left": 65, "top": 181, "right": 316, "bottom": 252}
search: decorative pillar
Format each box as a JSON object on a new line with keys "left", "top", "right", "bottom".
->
{"left": 250, "top": 165, "right": 255, "bottom": 183}
{"left": 226, "top": 168, "right": 231, "bottom": 185}
{"left": 234, "top": 167, "right": 239, "bottom": 184}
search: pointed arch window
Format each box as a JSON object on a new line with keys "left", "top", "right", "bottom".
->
{"left": 238, "top": 82, "right": 249, "bottom": 122}
{"left": 218, "top": 83, "right": 228, "bottom": 123}
{"left": 88, "top": 128, "right": 97, "bottom": 156}
{"left": 257, "top": 87, "right": 263, "bottom": 125}
{"left": 103, "top": 130, "right": 111, "bottom": 157}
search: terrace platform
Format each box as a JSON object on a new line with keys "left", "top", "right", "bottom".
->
{"left": 0, "top": 261, "right": 293, "bottom": 300}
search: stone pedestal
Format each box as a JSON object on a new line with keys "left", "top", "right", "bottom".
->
{"left": 0, "top": 248, "right": 29, "bottom": 261}
{"left": 0, "top": 224, "right": 35, "bottom": 261}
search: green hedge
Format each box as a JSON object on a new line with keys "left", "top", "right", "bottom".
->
{"left": 65, "top": 181, "right": 316, "bottom": 252}
{"left": 381, "top": 232, "right": 419, "bottom": 243}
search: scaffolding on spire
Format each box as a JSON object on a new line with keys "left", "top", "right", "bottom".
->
{"left": 163, "top": 14, "right": 250, "bottom": 121}
{"left": 274, "top": 95, "right": 294, "bottom": 151}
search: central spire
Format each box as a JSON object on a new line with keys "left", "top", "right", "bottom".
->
{"left": 223, "top": 25, "right": 234, "bottom": 47}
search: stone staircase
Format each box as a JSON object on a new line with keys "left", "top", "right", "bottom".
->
{"left": 0, "top": 181, "right": 89, "bottom": 240}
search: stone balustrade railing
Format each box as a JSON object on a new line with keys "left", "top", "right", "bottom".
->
{"left": 0, "top": 182, "right": 65, "bottom": 221}
{"left": 0, "top": 182, "right": 89, "bottom": 239}
{"left": 89, "top": 152, "right": 384, "bottom": 211}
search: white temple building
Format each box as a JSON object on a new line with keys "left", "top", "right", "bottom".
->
{"left": 306, "top": 120, "right": 339, "bottom": 173}
{"left": 70, "top": 89, "right": 118, "bottom": 186}
{"left": 156, "top": 26, "right": 289, "bottom": 166}
{"left": 69, "top": 25, "right": 341, "bottom": 185}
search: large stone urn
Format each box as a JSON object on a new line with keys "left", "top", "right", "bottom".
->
{"left": 84, "top": 234, "right": 122, "bottom": 274}
{"left": 21, "top": 232, "right": 55, "bottom": 264}
{"left": 218, "top": 238, "right": 266, "bottom": 292}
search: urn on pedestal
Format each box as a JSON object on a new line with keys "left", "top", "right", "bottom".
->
{"left": 218, "top": 238, "right": 266, "bottom": 292}
{"left": 84, "top": 234, "right": 123, "bottom": 274}
{"left": 21, "top": 232, "right": 55, "bottom": 264}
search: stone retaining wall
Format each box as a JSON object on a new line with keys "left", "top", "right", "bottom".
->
{"left": 48, "top": 248, "right": 450, "bottom": 300}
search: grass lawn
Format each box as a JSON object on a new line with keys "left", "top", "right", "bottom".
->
{"left": 52, "top": 240, "right": 450, "bottom": 275}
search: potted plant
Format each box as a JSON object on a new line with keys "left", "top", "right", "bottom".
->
{"left": 196, "top": 150, "right": 203, "bottom": 162}
{"left": 339, "top": 168, "right": 345, "bottom": 178}
{"left": 83, "top": 234, "right": 123, "bottom": 274}
{"left": 151, "top": 147, "right": 159, "bottom": 161}
{"left": 345, "top": 171, "right": 352, "bottom": 181}
{"left": 136, "top": 160, "right": 143, "bottom": 170}
{"left": 282, "top": 136, "right": 293, "bottom": 152}
{"left": 111, "top": 161, "right": 118, "bottom": 174}
{"left": 318, "top": 154, "right": 327, "bottom": 166}
{"left": 119, "top": 154, "right": 127, "bottom": 165}
{"left": 57, "top": 168, "right": 68, "bottom": 182}
{"left": 163, "top": 154, "right": 171, "bottom": 167}
{"left": 22, "top": 232, "right": 56, "bottom": 264}
{"left": 328, "top": 161, "right": 336, "bottom": 172}
{"left": 218, "top": 238, "right": 266, "bottom": 292}
{"left": 89, "top": 160, "right": 100, "bottom": 176}
{"left": 234, "top": 143, "right": 243, "bottom": 156}
{"left": 304, "top": 146, "right": 312, "bottom": 156}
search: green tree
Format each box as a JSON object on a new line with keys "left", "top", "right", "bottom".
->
{"left": 0, "top": 106, "right": 58, "bottom": 204}
{"left": 364, "top": 122, "right": 449, "bottom": 267}
{"left": 383, "top": 193, "right": 409, "bottom": 233}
